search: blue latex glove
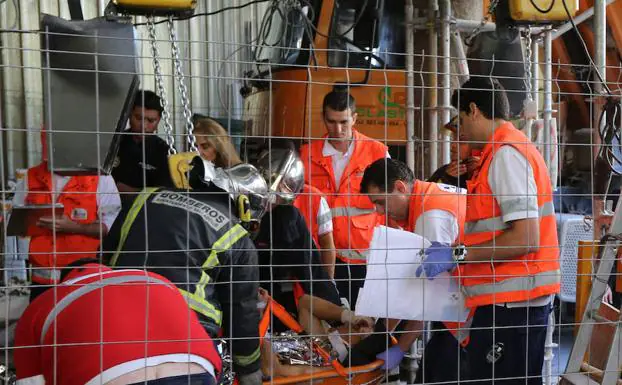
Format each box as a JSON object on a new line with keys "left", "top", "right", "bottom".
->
{"left": 416, "top": 241, "right": 456, "bottom": 279}
{"left": 376, "top": 345, "right": 405, "bottom": 370}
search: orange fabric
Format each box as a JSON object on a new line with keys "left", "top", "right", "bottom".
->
{"left": 460, "top": 123, "right": 560, "bottom": 308}
{"left": 25, "top": 163, "right": 101, "bottom": 284}
{"left": 300, "top": 131, "right": 387, "bottom": 264}
{"left": 406, "top": 180, "right": 469, "bottom": 345}
{"left": 406, "top": 180, "right": 466, "bottom": 243}
{"left": 293, "top": 184, "right": 325, "bottom": 247}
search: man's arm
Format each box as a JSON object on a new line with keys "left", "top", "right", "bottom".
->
{"left": 463, "top": 218, "right": 540, "bottom": 262}
{"left": 317, "top": 196, "right": 336, "bottom": 278}
{"left": 413, "top": 210, "right": 459, "bottom": 245}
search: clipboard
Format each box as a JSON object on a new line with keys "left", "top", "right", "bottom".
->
{"left": 6, "top": 204, "right": 65, "bottom": 237}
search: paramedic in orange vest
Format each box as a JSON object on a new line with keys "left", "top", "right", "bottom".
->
{"left": 360, "top": 158, "right": 468, "bottom": 376}
{"left": 416, "top": 77, "right": 559, "bottom": 385}
{"left": 12, "top": 130, "right": 121, "bottom": 301}
{"left": 300, "top": 90, "right": 389, "bottom": 307}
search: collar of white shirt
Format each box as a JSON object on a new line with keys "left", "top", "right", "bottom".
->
{"left": 322, "top": 139, "right": 353, "bottom": 157}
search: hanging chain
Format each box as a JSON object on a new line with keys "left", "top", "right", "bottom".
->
{"left": 147, "top": 16, "right": 177, "bottom": 156}
{"left": 524, "top": 26, "right": 533, "bottom": 101}
{"left": 168, "top": 16, "right": 197, "bottom": 153}
{"left": 465, "top": 0, "right": 499, "bottom": 46}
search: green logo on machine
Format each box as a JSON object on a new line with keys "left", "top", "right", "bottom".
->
{"left": 357, "top": 86, "right": 405, "bottom": 120}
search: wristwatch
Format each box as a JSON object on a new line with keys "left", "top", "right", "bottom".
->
{"left": 453, "top": 244, "right": 467, "bottom": 263}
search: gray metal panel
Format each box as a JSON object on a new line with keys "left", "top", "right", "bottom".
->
{"left": 41, "top": 14, "right": 138, "bottom": 174}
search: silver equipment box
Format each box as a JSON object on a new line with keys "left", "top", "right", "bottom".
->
{"left": 41, "top": 14, "right": 139, "bottom": 175}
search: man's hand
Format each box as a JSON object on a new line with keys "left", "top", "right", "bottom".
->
{"left": 464, "top": 156, "right": 480, "bottom": 174}
{"left": 340, "top": 309, "right": 374, "bottom": 329}
{"left": 37, "top": 215, "right": 81, "bottom": 233}
{"left": 376, "top": 345, "right": 405, "bottom": 370}
{"left": 445, "top": 161, "right": 466, "bottom": 178}
{"left": 416, "top": 242, "right": 456, "bottom": 279}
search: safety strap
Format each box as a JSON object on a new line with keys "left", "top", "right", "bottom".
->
{"left": 109, "top": 187, "right": 159, "bottom": 266}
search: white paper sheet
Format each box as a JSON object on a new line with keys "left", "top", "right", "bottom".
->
{"left": 355, "top": 226, "right": 469, "bottom": 322}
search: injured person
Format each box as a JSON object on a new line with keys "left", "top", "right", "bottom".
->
{"left": 259, "top": 289, "right": 422, "bottom": 379}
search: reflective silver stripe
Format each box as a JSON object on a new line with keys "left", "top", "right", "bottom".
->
{"left": 317, "top": 212, "right": 332, "bottom": 227}
{"left": 462, "top": 269, "right": 561, "bottom": 298}
{"left": 499, "top": 197, "right": 538, "bottom": 217}
{"left": 465, "top": 216, "right": 509, "bottom": 235}
{"left": 338, "top": 249, "right": 369, "bottom": 261}
{"left": 331, "top": 207, "right": 375, "bottom": 217}
{"left": 40, "top": 275, "right": 174, "bottom": 343}
{"left": 32, "top": 268, "right": 61, "bottom": 281}
{"left": 465, "top": 201, "right": 556, "bottom": 235}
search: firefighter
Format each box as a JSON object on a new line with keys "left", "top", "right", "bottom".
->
{"left": 14, "top": 260, "right": 222, "bottom": 385}
{"left": 300, "top": 90, "right": 390, "bottom": 307}
{"left": 253, "top": 147, "right": 341, "bottom": 323}
{"left": 102, "top": 158, "right": 269, "bottom": 385}
{"left": 12, "top": 130, "right": 121, "bottom": 301}
{"left": 417, "top": 77, "right": 559, "bottom": 385}
{"left": 360, "top": 158, "right": 468, "bottom": 375}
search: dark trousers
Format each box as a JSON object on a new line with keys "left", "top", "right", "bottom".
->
{"left": 128, "top": 373, "right": 215, "bottom": 385}
{"left": 334, "top": 259, "right": 366, "bottom": 309}
{"left": 466, "top": 304, "right": 550, "bottom": 385}
{"left": 415, "top": 322, "right": 470, "bottom": 384}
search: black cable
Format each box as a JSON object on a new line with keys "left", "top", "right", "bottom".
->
{"left": 530, "top": 0, "right": 555, "bottom": 14}
{"left": 562, "top": 0, "right": 612, "bottom": 95}
{"left": 598, "top": 98, "right": 622, "bottom": 174}
{"left": 133, "top": 0, "right": 272, "bottom": 26}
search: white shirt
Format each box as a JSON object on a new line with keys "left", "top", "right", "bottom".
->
{"left": 488, "top": 146, "right": 539, "bottom": 222}
{"left": 413, "top": 209, "right": 460, "bottom": 245}
{"left": 317, "top": 195, "right": 333, "bottom": 236}
{"left": 12, "top": 174, "right": 121, "bottom": 230}
{"left": 486, "top": 145, "right": 550, "bottom": 308}
{"left": 322, "top": 139, "right": 391, "bottom": 186}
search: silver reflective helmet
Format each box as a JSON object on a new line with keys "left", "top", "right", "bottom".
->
{"left": 189, "top": 156, "right": 269, "bottom": 221}
{"left": 212, "top": 163, "right": 270, "bottom": 221}
{"left": 255, "top": 148, "right": 304, "bottom": 205}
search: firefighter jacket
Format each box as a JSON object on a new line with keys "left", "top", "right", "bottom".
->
{"left": 102, "top": 185, "right": 261, "bottom": 375}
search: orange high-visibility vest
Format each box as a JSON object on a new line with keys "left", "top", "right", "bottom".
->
{"left": 406, "top": 180, "right": 466, "bottom": 242}
{"left": 25, "top": 163, "right": 101, "bottom": 284}
{"left": 460, "top": 122, "right": 560, "bottom": 308}
{"left": 300, "top": 130, "right": 387, "bottom": 264}
{"left": 294, "top": 184, "right": 327, "bottom": 247}
{"left": 406, "top": 180, "right": 472, "bottom": 346}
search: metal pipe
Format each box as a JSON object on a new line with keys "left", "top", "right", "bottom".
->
{"left": 451, "top": 30, "right": 469, "bottom": 86}
{"left": 405, "top": 0, "right": 415, "bottom": 172}
{"left": 410, "top": 18, "right": 546, "bottom": 34}
{"left": 543, "top": 28, "right": 553, "bottom": 170}
{"left": 531, "top": 37, "right": 539, "bottom": 116}
{"left": 440, "top": 0, "right": 451, "bottom": 165}
{"left": 427, "top": 0, "right": 439, "bottom": 175}
{"left": 551, "top": 0, "right": 617, "bottom": 40}
{"left": 595, "top": 0, "right": 607, "bottom": 95}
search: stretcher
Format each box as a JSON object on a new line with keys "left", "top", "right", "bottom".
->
{"left": 259, "top": 295, "right": 389, "bottom": 385}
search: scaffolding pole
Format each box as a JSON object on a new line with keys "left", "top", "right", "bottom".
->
{"left": 439, "top": 0, "right": 451, "bottom": 166}
{"left": 405, "top": 0, "right": 416, "bottom": 172}
{"left": 427, "top": 0, "right": 439, "bottom": 175}
{"left": 543, "top": 28, "right": 553, "bottom": 171}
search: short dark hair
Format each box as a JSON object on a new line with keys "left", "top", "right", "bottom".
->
{"left": 361, "top": 158, "right": 415, "bottom": 193}
{"left": 59, "top": 258, "right": 102, "bottom": 282}
{"left": 451, "top": 77, "right": 510, "bottom": 121}
{"left": 133, "top": 89, "right": 164, "bottom": 115}
{"left": 322, "top": 90, "right": 356, "bottom": 114}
